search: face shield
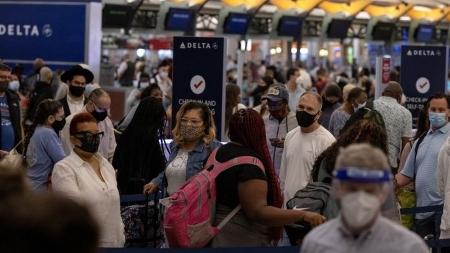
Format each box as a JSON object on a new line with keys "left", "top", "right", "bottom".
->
{"left": 332, "top": 167, "right": 393, "bottom": 232}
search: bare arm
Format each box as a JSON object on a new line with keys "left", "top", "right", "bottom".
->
{"left": 395, "top": 173, "right": 412, "bottom": 188}
{"left": 238, "top": 179, "right": 326, "bottom": 227}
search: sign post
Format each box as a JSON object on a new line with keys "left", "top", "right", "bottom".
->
{"left": 400, "top": 45, "right": 448, "bottom": 118}
{"left": 172, "top": 37, "right": 227, "bottom": 141}
{"left": 375, "top": 55, "right": 391, "bottom": 99}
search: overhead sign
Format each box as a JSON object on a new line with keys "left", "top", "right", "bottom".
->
{"left": 172, "top": 37, "right": 226, "bottom": 140}
{"left": 0, "top": 2, "right": 86, "bottom": 66}
{"left": 400, "top": 45, "right": 448, "bottom": 118}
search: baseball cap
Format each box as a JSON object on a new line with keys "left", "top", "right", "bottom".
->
{"left": 266, "top": 84, "right": 289, "bottom": 102}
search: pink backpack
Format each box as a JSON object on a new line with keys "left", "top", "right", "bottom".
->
{"left": 162, "top": 148, "right": 264, "bottom": 248}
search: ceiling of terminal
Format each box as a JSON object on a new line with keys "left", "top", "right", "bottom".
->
{"left": 113, "top": 0, "right": 450, "bottom": 23}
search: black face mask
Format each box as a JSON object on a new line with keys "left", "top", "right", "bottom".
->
{"left": 0, "top": 81, "right": 9, "bottom": 93}
{"left": 69, "top": 85, "right": 85, "bottom": 97}
{"left": 296, "top": 110, "right": 318, "bottom": 128}
{"left": 90, "top": 110, "right": 108, "bottom": 122}
{"left": 52, "top": 118, "right": 66, "bottom": 133}
{"left": 75, "top": 132, "right": 103, "bottom": 154}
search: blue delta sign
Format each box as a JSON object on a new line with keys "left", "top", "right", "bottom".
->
{"left": 172, "top": 37, "right": 227, "bottom": 140}
{"left": 400, "top": 46, "right": 448, "bottom": 118}
{"left": 0, "top": 2, "right": 87, "bottom": 70}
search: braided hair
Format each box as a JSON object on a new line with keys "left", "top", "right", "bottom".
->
{"left": 24, "top": 99, "right": 63, "bottom": 154}
{"left": 228, "top": 109, "right": 283, "bottom": 208}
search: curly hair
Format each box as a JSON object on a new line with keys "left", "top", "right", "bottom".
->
{"left": 312, "top": 119, "right": 388, "bottom": 183}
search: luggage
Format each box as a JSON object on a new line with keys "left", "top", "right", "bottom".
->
{"left": 121, "top": 193, "right": 162, "bottom": 248}
{"left": 285, "top": 182, "right": 338, "bottom": 245}
{"left": 162, "top": 148, "right": 265, "bottom": 248}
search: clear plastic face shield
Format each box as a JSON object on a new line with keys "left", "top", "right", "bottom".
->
{"left": 332, "top": 167, "right": 393, "bottom": 232}
{"left": 332, "top": 167, "right": 393, "bottom": 199}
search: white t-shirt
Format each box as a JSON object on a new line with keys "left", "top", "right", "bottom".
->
{"left": 66, "top": 95, "right": 85, "bottom": 116}
{"left": 166, "top": 150, "right": 189, "bottom": 195}
{"left": 280, "top": 125, "right": 335, "bottom": 205}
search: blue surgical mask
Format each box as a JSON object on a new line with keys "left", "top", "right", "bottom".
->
{"left": 429, "top": 112, "right": 448, "bottom": 129}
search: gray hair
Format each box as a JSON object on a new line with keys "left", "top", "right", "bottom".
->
{"left": 88, "top": 88, "right": 109, "bottom": 103}
{"left": 39, "top": 67, "right": 53, "bottom": 84}
{"left": 335, "top": 143, "right": 389, "bottom": 171}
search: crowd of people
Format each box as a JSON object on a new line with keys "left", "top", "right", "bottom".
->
{"left": 0, "top": 55, "right": 449, "bottom": 252}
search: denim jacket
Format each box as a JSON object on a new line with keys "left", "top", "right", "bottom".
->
{"left": 151, "top": 140, "right": 222, "bottom": 189}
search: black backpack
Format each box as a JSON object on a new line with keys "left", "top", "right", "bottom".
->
{"left": 284, "top": 182, "right": 339, "bottom": 245}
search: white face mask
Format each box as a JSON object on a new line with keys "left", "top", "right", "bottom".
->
{"left": 8, "top": 81, "right": 20, "bottom": 92}
{"left": 353, "top": 102, "right": 366, "bottom": 111}
{"left": 159, "top": 71, "right": 169, "bottom": 79}
{"left": 340, "top": 191, "right": 380, "bottom": 231}
{"left": 140, "top": 82, "right": 150, "bottom": 89}
{"left": 296, "top": 76, "right": 312, "bottom": 90}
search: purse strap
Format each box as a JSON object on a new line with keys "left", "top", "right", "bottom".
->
{"left": 10, "top": 139, "right": 24, "bottom": 153}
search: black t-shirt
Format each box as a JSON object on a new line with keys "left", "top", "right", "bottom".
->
{"left": 215, "top": 143, "right": 267, "bottom": 208}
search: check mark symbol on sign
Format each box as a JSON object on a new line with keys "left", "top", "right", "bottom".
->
{"left": 194, "top": 81, "right": 203, "bottom": 89}
{"left": 420, "top": 81, "right": 428, "bottom": 89}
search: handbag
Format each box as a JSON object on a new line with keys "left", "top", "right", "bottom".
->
{"left": 0, "top": 141, "right": 26, "bottom": 171}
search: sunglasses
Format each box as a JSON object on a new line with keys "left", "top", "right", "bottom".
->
{"left": 74, "top": 131, "right": 104, "bottom": 140}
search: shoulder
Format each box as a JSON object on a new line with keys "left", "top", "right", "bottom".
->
{"left": 316, "top": 126, "right": 336, "bottom": 141}
{"left": 54, "top": 153, "right": 78, "bottom": 171}
{"left": 286, "top": 126, "right": 300, "bottom": 139}
{"left": 6, "top": 91, "right": 19, "bottom": 101}
{"left": 378, "top": 217, "right": 428, "bottom": 246}
{"left": 303, "top": 218, "right": 340, "bottom": 245}
{"left": 208, "top": 140, "right": 222, "bottom": 150}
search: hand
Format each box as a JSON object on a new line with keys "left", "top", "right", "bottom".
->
{"left": 270, "top": 138, "right": 285, "bottom": 148}
{"left": 0, "top": 150, "right": 9, "bottom": 159}
{"left": 143, "top": 183, "right": 158, "bottom": 195}
{"left": 301, "top": 211, "right": 326, "bottom": 227}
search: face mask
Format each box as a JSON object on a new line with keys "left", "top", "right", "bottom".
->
{"left": 8, "top": 81, "right": 20, "bottom": 92}
{"left": 179, "top": 124, "right": 204, "bottom": 142}
{"left": 75, "top": 132, "right": 102, "bottom": 154}
{"left": 69, "top": 85, "right": 85, "bottom": 97}
{"left": 52, "top": 118, "right": 66, "bottom": 133}
{"left": 429, "top": 112, "right": 448, "bottom": 129}
{"left": 353, "top": 102, "right": 366, "bottom": 112}
{"left": 140, "top": 82, "right": 150, "bottom": 89}
{"left": 0, "top": 81, "right": 9, "bottom": 92}
{"left": 296, "top": 110, "right": 317, "bottom": 128}
{"left": 340, "top": 191, "right": 381, "bottom": 231}
{"left": 159, "top": 71, "right": 169, "bottom": 79}
{"left": 90, "top": 110, "right": 108, "bottom": 122}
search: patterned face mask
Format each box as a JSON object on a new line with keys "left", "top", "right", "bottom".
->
{"left": 179, "top": 124, "right": 204, "bottom": 142}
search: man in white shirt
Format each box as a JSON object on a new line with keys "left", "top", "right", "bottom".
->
{"left": 60, "top": 88, "right": 116, "bottom": 162}
{"left": 263, "top": 84, "right": 297, "bottom": 175}
{"left": 151, "top": 60, "right": 172, "bottom": 108}
{"left": 302, "top": 144, "right": 428, "bottom": 253}
{"left": 280, "top": 92, "right": 335, "bottom": 204}
{"left": 59, "top": 65, "right": 93, "bottom": 118}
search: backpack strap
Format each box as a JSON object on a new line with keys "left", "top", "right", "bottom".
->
{"left": 204, "top": 148, "right": 220, "bottom": 170}
{"left": 211, "top": 155, "right": 265, "bottom": 178}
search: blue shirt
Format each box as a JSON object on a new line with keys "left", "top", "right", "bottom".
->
{"left": 0, "top": 95, "right": 14, "bottom": 151}
{"left": 151, "top": 140, "right": 222, "bottom": 191}
{"left": 26, "top": 126, "right": 66, "bottom": 192}
{"left": 401, "top": 123, "right": 450, "bottom": 219}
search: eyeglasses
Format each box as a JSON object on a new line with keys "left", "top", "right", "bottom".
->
{"left": 180, "top": 118, "right": 203, "bottom": 126}
{"left": 91, "top": 100, "right": 108, "bottom": 112}
{"left": 74, "top": 131, "right": 104, "bottom": 140}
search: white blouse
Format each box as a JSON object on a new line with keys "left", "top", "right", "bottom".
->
{"left": 52, "top": 152, "right": 125, "bottom": 248}
{"left": 165, "top": 150, "right": 189, "bottom": 195}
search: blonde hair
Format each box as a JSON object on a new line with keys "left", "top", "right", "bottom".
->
{"left": 172, "top": 102, "right": 216, "bottom": 147}
{"left": 342, "top": 83, "right": 356, "bottom": 102}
